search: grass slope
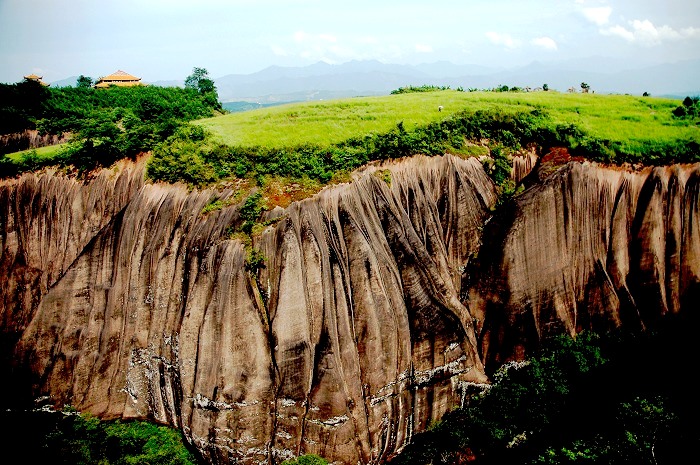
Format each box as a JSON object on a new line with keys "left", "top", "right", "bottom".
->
{"left": 196, "top": 90, "right": 697, "bottom": 152}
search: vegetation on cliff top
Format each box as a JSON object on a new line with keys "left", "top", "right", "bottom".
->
{"left": 2, "top": 81, "right": 699, "bottom": 217}
{"left": 0, "top": 68, "right": 223, "bottom": 176}
{"left": 195, "top": 90, "right": 697, "bottom": 152}
{"left": 5, "top": 84, "right": 700, "bottom": 186}
{"left": 149, "top": 90, "right": 698, "bottom": 201}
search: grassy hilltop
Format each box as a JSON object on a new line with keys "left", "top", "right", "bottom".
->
{"left": 3, "top": 87, "right": 699, "bottom": 201}
{"left": 196, "top": 90, "right": 696, "bottom": 154}
{"left": 143, "top": 89, "right": 699, "bottom": 195}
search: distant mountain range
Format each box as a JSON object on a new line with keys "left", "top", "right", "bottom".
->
{"left": 52, "top": 58, "right": 700, "bottom": 107}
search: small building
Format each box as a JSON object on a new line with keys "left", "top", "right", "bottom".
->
{"left": 94, "top": 70, "right": 143, "bottom": 88}
{"left": 24, "top": 73, "right": 49, "bottom": 86}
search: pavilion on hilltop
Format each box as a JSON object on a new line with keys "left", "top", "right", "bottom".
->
{"left": 94, "top": 70, "right": 143, "bottom": 88}
{"left": 24, "top": 73, "right": 49, "bottom": 86}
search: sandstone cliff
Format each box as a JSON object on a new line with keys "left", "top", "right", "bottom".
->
{"left": 0, "top": 129, "right": 70, "bottom": 156}
{"left": 0, "top": 154, "right": 496, "bottom": 464}
{"left": 0, "top": 152, "right": 697, "bottom": 464}
{"left": 471, "top": 154, "right": 700, "bottom": 369}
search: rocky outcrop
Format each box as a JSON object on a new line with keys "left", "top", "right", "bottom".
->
{"left": 470, "top": 158, "right": 700, "bottom": 369}
{"left": 1, "top": 150, "right": 698, "bottom": 464}
{"left": 1, "top": 154, "right": 496, "bottom": 464}
{"left": 0, "top": 130, "right": 69, "bottom": 156}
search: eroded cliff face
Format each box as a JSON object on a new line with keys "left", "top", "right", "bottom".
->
{"left": 0, "top": 154, "right": 496, "bottom": 465}
{"left": 470, "top": 156, "right": 700, "bottom": 369}
{"left": 1, "top": 151, "right": 698, "bottom": 464}
{"left": 0, "top": 130, "right": 70, "bottom": 156}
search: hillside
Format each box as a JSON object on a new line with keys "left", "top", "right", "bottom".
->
{"left": 195, "top": 90, "right": 697, "bottom": 150}
{"left": 0, "top": 86, "right": 699, "bottom": 465}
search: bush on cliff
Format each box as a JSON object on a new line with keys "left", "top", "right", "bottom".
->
{"left": 281, "top": 454, "right": 329, "bottom": 465}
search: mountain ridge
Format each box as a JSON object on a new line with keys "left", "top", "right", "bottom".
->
{"left": 49, "top": 58, "right": 700, "bottom": 104}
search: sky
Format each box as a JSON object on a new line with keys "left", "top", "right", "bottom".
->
{"left": 1, "top": 0, "right": 699, "bottom": 84}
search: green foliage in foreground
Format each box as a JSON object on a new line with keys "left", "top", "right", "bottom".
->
{"left": 390, "top": 315, "right": 698, "bottom": 465}
{"left": 281, "top": 454, "right": 329, "bottom": 465}
{"left": 0, "top": 408, "right": 203, "bottom": 465}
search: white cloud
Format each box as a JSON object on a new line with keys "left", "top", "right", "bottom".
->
{"left": 415, "top": 43, "right": 433, "bottom": 53}
{"left": 271, "top": 44, "right": 288, "bottom": 56}
{"left": 293, "top": 31, "right": 310, "bottom": 43}
{"left": 602, "top": 19, "right": 700, "bottom": 45}
{"left": 294, "top": 31, "right": 338, "bottom": 44}
{"left": 318, "top": 34, "right": 337, "bottom": 43}
{"left": 582, "top": 6, "right": 612, "bottom": 26}
{"left": 486, "top": 31, "right": 519, "bottom": 49}
{"left": 532, "top": 36, "right": 557, "bottom": 50}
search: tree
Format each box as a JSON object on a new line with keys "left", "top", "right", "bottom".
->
{"left": 543, "top": 83, "right": 549, "bottom": 91}
{"left": 76, "top": 75, "right": 94, "bottom": 88}
{"left": 580, "top": 82, "right": 590, "bottom": 93}
{"left": 617, "top": 396, "right": 677, "bottom": 465}
{"left": 185, "top": 67, "right": 220, "bottom": 109}
{"left": 185, "top": 67, "right": 215, "bottom": 94}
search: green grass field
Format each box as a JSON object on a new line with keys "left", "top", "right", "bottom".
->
{"left": 5, "top": 143, "right": 66, "bottom": 161}
{"left": 195, "top": 91, "right": 698, "bottom": 151}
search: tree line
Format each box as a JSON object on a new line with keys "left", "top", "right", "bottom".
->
{"left": 0, "top": 67, "right": 222, "bottom": 176}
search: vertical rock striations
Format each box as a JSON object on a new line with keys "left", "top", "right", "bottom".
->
{"left": 3, "top": 151, "right": 697, "bottom": 464}
{"left": 0, "top": 154, "right": 497, "bottom": 464}
{"left": 471, "top": 160, "right": 700, "bottom": 369}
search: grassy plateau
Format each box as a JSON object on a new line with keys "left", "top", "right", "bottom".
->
{"left": 195, "top": 90, "right": 697, "bottom": 153}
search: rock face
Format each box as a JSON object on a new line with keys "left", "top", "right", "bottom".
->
{"left": 0, "top": 154, "right": 496, "bottom": 464}
{"left": 471, "top": 158, "right": 700, "bottom": 369}
{"left": 1, "top": 152, "right": 698, "bottom": 464}
{"left": 0, "top": 130, "right": 69, "bottom": 156}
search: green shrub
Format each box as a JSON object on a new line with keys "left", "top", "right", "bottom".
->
{"left": 391, "top": 84, "right": 451, "bottom": 94}
{"left": 245, "top": 247, "right": 266, "bottom": 274}
{"left": 281, "top": 454, "right": 329, "bottom": 465}
{"left": 0, "top": 409, "right": 202, "bottom": 465}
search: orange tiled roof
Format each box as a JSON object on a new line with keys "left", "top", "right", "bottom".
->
{"left": 94, "top": 70, "right": 143, "bottom": 88}
{"left": 94, "top": 81, "right": 144, "bottom": 88}
{"left": 24, "top": 73, "right": 49, "bottom": 86}
{"left": 98, "top": 70, "right": 141, "bottom": 81}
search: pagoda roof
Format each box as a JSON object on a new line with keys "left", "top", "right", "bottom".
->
{"left": 98, "top": 70, "right": 141, "bottom": 81}
{"left": 24, "top": 73, "right": 49, "bottom": 86}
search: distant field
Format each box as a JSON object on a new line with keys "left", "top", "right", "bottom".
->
{"left": 195, "top": 91, "right": 697, "bottom": 152}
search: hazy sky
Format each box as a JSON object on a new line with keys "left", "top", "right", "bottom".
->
{"left": 1, "top": 0, "right": 699, "bottom": 84}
